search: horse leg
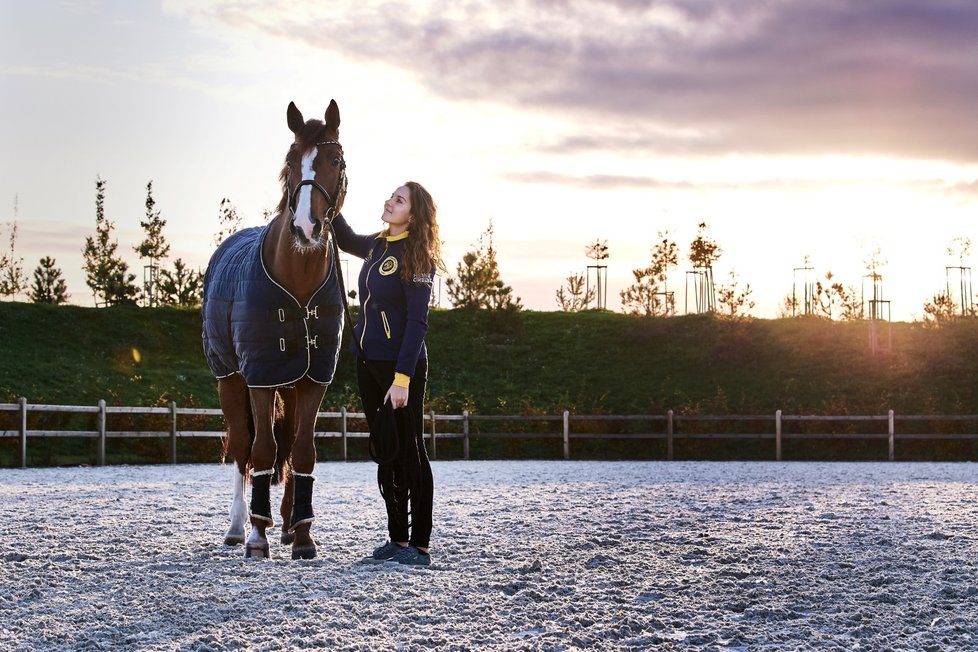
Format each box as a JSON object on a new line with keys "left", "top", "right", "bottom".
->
{"left": 280, "top": 474, "right": 295, "bottom": 545}
{"left": 277, "top": 386, "right": 298, "bottom": 545}
{"left": 288, "top": 377, "right": 327, "bottom": 560}
{"left": 218, "top": 375, "right": 251, "bottom": 546}
{"left": 245, "top": 387, "right": 278, "bottom": 559}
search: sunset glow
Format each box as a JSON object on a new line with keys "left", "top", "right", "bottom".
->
{"left": 2, "top": 1, "right": 977, "bottom": 320}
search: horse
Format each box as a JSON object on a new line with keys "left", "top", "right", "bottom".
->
{"left": 201, "top": 100, "right": 348, "bottom": 559}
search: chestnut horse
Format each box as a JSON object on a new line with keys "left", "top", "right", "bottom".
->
{"left": 201, "top": 100, "right": 348, "bottom": 559}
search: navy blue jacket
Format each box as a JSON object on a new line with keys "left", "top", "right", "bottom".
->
{"left": 201, "top": 224, "right": 344, "bottom": 387}
{"left": 331, "top": 214, "right": 432, "bottom": 379}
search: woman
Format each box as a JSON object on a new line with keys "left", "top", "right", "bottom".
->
{"left": 332, "top": 181, "right": 444, "bottom": 566}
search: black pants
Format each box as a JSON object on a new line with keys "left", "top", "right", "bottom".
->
{"left": 356, "top": 356, "right": 433, "bottom": 548}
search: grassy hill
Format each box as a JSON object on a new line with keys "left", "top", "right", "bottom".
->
{"left": 2, "top": 301, "right": 978, "bottom": 415}
{"left": 3, "top": 302, "right": 978, "bottom": 464}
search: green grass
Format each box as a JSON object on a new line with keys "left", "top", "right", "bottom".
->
{"left": 3, "top": 301, "right": 978, "bottom": 463}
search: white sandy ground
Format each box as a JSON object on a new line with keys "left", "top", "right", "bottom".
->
{"left": 1, "top": 461, "right": 977, "bottom": 651}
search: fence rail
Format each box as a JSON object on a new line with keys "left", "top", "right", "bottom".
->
{"left": 3, "top": 399, "right": 978, "bottom": 468}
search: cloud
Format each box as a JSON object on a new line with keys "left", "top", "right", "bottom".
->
{"left": 498, "top": 170, "right": 952, "bottom": 192}
{"left": 180, "top": 0, "right": 978, "bottom": 162}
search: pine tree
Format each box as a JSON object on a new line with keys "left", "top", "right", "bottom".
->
{"left": 30, "top": 256, "right": 70, "bottom": 305}
{"left": 923, "top": 291, "right": 958, "bottom": 328}
{"left": 82, "top": 176, "right": 138, "bottom": 306}
{"left": 446, "top": 221, "right": 521, "bottom": 310}
{"left": 135, "top": 181, "right": 170, "bottom": 306}
{"left": 156, "top": 258, "right": 204, "bottom": 307}
{"left": 716, "top": 269, "right": 755, "bottom": 320}
{"left": 555, "top": 273, "right": 594, "bottom": 312}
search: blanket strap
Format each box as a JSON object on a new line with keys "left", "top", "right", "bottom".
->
{"left": 268, "top": 304, "right": 343, "bottom": 322}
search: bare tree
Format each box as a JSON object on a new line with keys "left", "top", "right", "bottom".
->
{"left": 838, "top": 284, "right": 864, "bottom": 321}
{"left": 620, "top": 231, "right": 678, "bottom": 316}
{"left": 862, "top": 245, "right": 888, "bottom": 320}
{"left": 814, "top": 271, "right": 845, "bottom": 320}
{"left": 214, "top": 198, "right": 243, "bottom": 248}
{"left": 687, "top": 222, "right": 721, "bottom": 313}
{"left": 948, "top": 236, "right": 971, "bottom": 262}
{"left": 585, "top": 239, "right": 609, "bottom": 261}
{"left": 584, "top": 239, "right": 609, "bottom": 309}
{"left": 0, "top": 200, "right": 28, "bottom": 300}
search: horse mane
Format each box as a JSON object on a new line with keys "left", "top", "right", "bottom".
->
{"left": 276, "top": 120, "right": 336, "bottom": 214}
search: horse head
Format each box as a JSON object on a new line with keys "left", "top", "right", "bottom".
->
{"left": 279, "top": 100, "right": 348, "bottom": 250}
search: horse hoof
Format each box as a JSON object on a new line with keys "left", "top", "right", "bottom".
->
{"left": 291, "top": 544, "right": 317, "bottom": 560}
{"left": 281, "top": 531, "right": 295, "bottom": 545}
{"left": 244, "top": 543, "right": 270, "bottom": 559}
{"left": 224, "top": 534, "right": 246, "bottom": 546}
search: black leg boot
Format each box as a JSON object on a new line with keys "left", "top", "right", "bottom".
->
{"left": 290, "top": 474, "right": 316, "bottom": 560}
{"left": 249, "top": 472, "right": 274, "bottom": 525}
{"left": 245, "top": 471, "right": 273, "bottom": 558}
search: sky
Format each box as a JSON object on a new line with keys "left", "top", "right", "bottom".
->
{"left": 2, "top": 0, "right": 978, "bottom": 320}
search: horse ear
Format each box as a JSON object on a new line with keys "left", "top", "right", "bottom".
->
{"left": 287, "top": 102, "right": 304, "bottom": 135}
{"left": 325, "top": 100, "right": 340, "bottom": 133}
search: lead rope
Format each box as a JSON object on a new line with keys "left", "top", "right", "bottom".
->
{"left": 326, "top": 225, "right": 401, "bottom": 469}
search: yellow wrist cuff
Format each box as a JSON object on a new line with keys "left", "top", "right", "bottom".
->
{"left": 393, "top": 373, "right": 411, "bottom": 388}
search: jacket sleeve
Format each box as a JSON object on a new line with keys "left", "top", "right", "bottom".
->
{"left": 395, "top": 271, "right": 434, "bottom": 377}
{"left": 330, "top": 214, "right": 376, "bottom": 259}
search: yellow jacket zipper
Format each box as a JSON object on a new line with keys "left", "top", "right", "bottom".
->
{"left": 381, "top": 311, "right": 392, "bottom": 339}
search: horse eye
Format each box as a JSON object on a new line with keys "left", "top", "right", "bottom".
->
{"left": 332, "top": 157, "right": 342, "bottom": 166}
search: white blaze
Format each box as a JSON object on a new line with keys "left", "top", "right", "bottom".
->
{"left": 293, "top": 148, "right": 319, "bottom": 243}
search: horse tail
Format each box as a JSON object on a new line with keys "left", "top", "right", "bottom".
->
{"left": 272, "top": 389, "right": 293, "bottom": 486}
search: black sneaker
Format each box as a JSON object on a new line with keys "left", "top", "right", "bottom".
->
{"left": 386, "top": 545, "right": 431, "bottom": 567}
{"left": 361, "top": 540, "right": 405, "bottom": 564}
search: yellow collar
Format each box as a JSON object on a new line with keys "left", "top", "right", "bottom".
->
{"left": 376, "top": 230, "right": 409, "bottom": 242}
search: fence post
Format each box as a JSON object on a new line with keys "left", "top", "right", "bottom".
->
{"left": 888, "top": 409, "right": 895, "bottom": 461}
{"left": 666, "top": 410, "right": 674, "bottom": 461}
{"left": 340, "top": 406, "right": 348, "bottom": 462}
{"left": 463, "top": 410, "right": 470, "bottom": 460}
{"left": 169, "top": 401, "right": 177, "bottom": 465}
{"left": 429, "top": 410, "right": 437, "bottom": 460}
{"left": 18, "top": 397, "right": 27, "bottom": 469}
{"left": 563, "top": 410, "right": 570, "bottom": 460}
{"left": 775, "top": 409, "right": 782, "bottom": 462}
{"left": 97, "top": 399, "right": 107, "bottom": 466}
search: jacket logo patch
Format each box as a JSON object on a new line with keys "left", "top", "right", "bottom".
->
{"left": 379, "top": 256, "right": 398, "bottom": 276}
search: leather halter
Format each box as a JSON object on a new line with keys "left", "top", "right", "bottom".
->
{"left": 286, "top": 139, "right": 348, "bottom": 225}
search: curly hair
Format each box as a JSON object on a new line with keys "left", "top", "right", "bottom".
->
{"left": 388, "top": 181, "right": 445, "bottom": 283}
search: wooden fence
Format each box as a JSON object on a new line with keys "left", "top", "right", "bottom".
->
{"left": 2, "top": 399, "right": 978, "bottom": 468}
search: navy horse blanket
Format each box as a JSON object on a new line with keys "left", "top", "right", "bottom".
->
{"left": 201, "top": 224, "right": 343, "bottom": 388}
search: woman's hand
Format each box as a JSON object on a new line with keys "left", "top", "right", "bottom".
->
{"left": 384, "top": 384, "right": 409, "bottom": 410}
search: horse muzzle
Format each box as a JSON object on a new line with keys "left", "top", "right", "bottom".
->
{"left": 289, "top": 216, "right": 326, "bottom": 249}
